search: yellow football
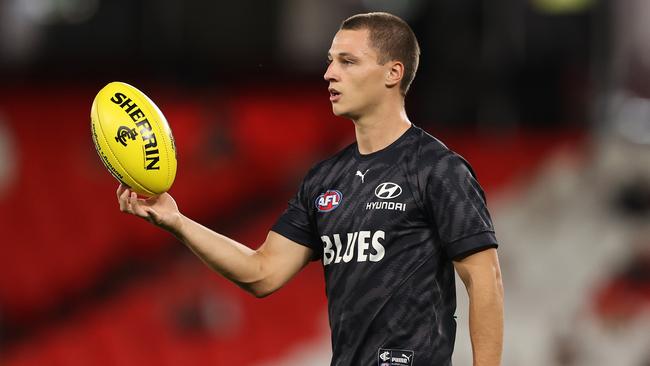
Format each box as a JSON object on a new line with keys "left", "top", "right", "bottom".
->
{"left": 91, "top": 82, "right": 177, "bottom": 196}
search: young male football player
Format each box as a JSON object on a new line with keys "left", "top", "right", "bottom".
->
{"left": 117, "top": 12, "right": 504, "bottom": 366}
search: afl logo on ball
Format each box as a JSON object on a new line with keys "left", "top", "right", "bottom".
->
{"left": 316, "top": 190, "right": 343, "bottom": 212}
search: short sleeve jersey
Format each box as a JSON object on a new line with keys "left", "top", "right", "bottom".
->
{"left": 272, "top": 125, "right": 498, "bottom": 366}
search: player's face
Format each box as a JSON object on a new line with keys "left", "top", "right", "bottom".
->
{"left": 324, "top": 29, "right": 388, "bottom": 119}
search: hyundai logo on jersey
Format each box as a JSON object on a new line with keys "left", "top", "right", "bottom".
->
{"left": 316, "top": 190, "right": 343, "bottom": 212}
{"left": 375, "top": 182, "right": 402, "bottom": 199}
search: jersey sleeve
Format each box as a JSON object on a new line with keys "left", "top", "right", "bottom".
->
{"left": 425, "top": 151, "right": 498, "bottom": 260}
{"left": 271, "top": 170, "right": 322, "bottom": 260}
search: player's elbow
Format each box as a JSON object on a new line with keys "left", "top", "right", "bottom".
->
{"left": 251, "top": 290, "right": 270, "bottom": 299}
{"left": 228, "top": 251, "right": 279, "bottom": 298}
{"left": 251, "top": 288, "right": 273, "bottom": 299}
{"left": 242, "top": 280, "right": 278, "bottom": 298}
{"left": 238, "top": 265, "right": 280, "bottom": 298}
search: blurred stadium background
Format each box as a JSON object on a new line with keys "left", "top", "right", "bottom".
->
{"left": 0, "top": 0, "right": 649, "bottom": 365}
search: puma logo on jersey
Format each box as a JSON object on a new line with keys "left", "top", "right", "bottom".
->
{"left": 321, "top": 230, "right": 385, "bottom": 265}
{"left": 356, "top": 169, "right": 369, "bottom": 183}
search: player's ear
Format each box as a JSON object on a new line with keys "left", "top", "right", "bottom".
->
{"left": 385, "top": 61, "right": 404, "bottom": 89}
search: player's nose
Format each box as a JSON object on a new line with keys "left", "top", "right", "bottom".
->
{"left": 324, "top": 63, "right": 338, "bottom": 82}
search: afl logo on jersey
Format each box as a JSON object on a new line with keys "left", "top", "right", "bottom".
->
{"left": 316, "top": 190, "right": 343, "bottom": 212}
{"left": 375, "top": 182, "right": 402, "bottom": 199}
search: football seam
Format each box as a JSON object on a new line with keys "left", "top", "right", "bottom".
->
{"left": 94, "top": 90, "right": 155, "bottom": 196}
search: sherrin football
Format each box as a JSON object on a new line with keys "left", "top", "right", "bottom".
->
{"left": 91, "top": 82, "right": 177, "bottom": 196}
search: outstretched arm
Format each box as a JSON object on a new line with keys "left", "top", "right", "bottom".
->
{"left": 117, "top": 184, "right": 314, "bottom": 298}
{"left": 454, "top": 248, "right": 504, "bottom": 366}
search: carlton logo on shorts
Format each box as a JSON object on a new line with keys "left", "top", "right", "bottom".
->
{"left": 378, "top": 348, "right": 414, "bottom": 366}
{"left": 315, "top": 190, "right": 343, "bottom": 212}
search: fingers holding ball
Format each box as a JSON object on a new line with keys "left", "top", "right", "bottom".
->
{"left": 118, "top": 185, "right": 133, "bottom": 214}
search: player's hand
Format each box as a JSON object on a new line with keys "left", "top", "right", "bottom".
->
{"left": 116, "top": 183, "right": 183, "bottom": 233}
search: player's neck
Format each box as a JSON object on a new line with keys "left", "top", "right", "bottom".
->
{"left": 353, "top": 104, "right": 411, "bottom": 155}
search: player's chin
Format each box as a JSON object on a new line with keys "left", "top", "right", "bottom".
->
{"left": 331, "top": 104, "right": 351, "bottom": 118}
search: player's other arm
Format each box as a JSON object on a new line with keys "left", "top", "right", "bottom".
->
{"left": 117, "top": 184, "right": 313, "bottom": 298}
{"left": 453, "top": 248, "right": 504, "bottom": 366}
